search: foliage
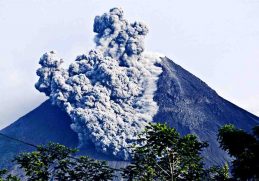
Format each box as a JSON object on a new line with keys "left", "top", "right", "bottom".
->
{"left": 5, "top": 123, "right": 259, "bottom": 180}
{"left": 206, "top": 162, "right": 230, "bottom": 181}
{"left": 14, "top": 142, "right": 115, "bottom": 181}
{"left": 0, "top": 169, "right": 20, "bottom": 181}
{"left": 121, "top": 123, "right": 208, "bottom": 181}
{"left": 218, "top": 124, "right": 259, "bottom": 180}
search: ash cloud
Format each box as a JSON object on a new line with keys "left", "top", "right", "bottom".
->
{"left": 35, "top": 8, "right": 162, "bottom": 160}
{"left": 93, "top": 8, "right": 149, "bottom": 66}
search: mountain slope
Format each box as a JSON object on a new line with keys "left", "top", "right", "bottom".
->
{"left": 0, "top": 100, "right": 127, "bottom": 170}
{"left": 154, "top": 57, "right": 259, "bottom": 165}
{"left": 0, "top": 100, "right": 78, "bottom": 169}
{"left": 0, "top": 57, "right": 258, "bottom": 169}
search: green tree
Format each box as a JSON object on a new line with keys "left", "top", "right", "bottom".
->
{"left": 122, "top": 123, "right": 208, "bottom": 181}
{"left": 0, "top": 169, "right": 20, "bottom": 181}
{"left": 206, "top": 162, "right": 230, "bottom": 181}
{"left": 14, "top": 142, "right": 115, "bottom": 181}
{"left": 218, "top": 124, "right": 259, "bottom": 180}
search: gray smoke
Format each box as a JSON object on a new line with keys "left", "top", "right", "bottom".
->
{"left": 35, "top": 8, "right": 162, "bottom": 160}
{"left": 93, "top": 8, "right": 148, "bottom": 66}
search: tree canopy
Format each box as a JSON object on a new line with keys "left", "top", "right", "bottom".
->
{"left": 4, "top": 123, "right": 259, "bottom": 180}
{"left": 122, "top": 123, "right": 210, "bottom": 180}
{"left": 14, "top": 142, "right": 115, "bottom": 181}
{"left": 218, "top": 124, "right": 259, "bottom": 180}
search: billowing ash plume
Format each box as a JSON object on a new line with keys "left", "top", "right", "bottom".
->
{"left": 35, "top": 8, "right": 162, "bottom": 160}
{"left": 93, "top": 7, "right": 148, "bottom": 66}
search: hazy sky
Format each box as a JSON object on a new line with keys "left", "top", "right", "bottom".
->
{"left": 0, "top": 0, "right": 258, "bottom": 129}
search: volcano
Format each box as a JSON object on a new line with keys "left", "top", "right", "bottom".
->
{"left": 1, "top": 57, "right": 258, "bottom": 170}
{"left": 0, "top": 8, "right": 258, "bottom": 170}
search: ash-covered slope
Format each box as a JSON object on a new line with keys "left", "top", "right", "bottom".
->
{"left": 154, "top": 57, "right": 259, "bottom": 165}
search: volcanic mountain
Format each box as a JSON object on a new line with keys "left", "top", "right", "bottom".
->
{"left": 1, "top": 57, "right": 258, "bottom": 170}
{"left": 0, "top": 8, "right": 258, "bottom": 170}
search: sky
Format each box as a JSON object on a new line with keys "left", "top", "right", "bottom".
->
{"left": 0, "top": 0, "right": 258, "bottom": 129}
